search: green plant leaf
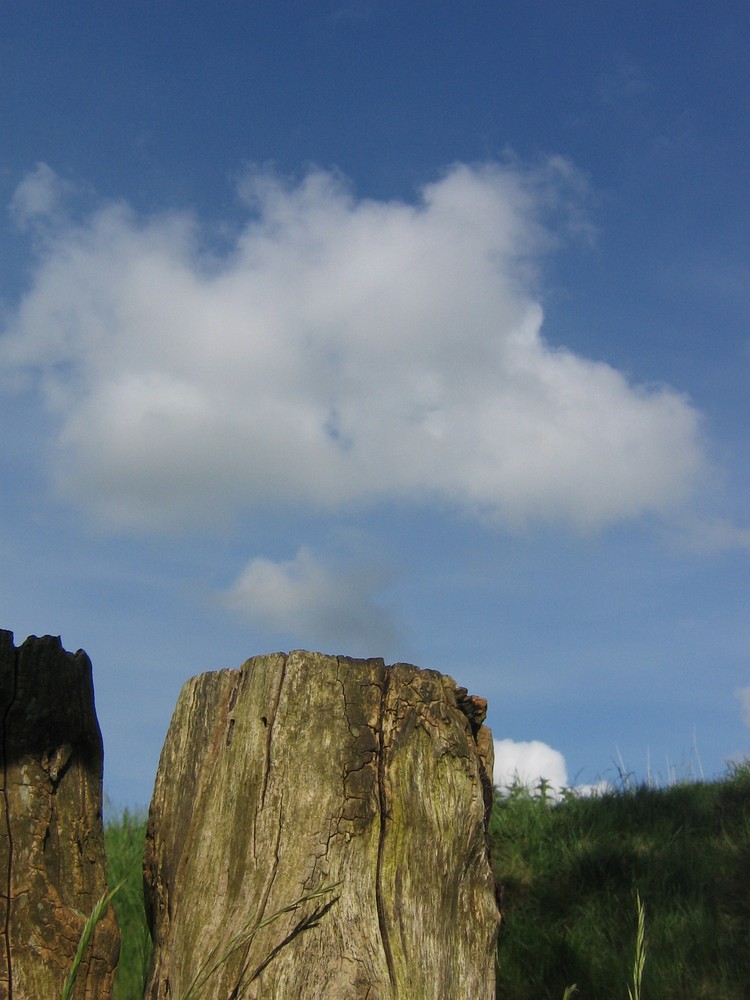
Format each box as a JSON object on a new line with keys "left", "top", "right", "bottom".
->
{"left": 60, "top": 881, "right": 125, "bottom": 1000}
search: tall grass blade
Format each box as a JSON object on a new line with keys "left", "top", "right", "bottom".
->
{"left": 60, "top": 881, "right": 125, "bottom": 1000}
{"left": 179, "top": 881, "right": 341, "bottom": 1000}
{"left": 627, "top": 892, "right": 646, "bottom": 1000}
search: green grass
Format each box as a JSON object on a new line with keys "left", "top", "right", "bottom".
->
{"left": 104, "top": 808, "right": 152, "bottom": 1000}
{"left": 104, "top": 762, "right": 750, "bottom": 999}
{"left": 491, "top": 761, "right": 750, "bottom": 999}
{"left": 626, "top": 892, "right": 646, "bottom": 1000}
{"left": 61, "top": 881, "right": 124, "bottom": 1000}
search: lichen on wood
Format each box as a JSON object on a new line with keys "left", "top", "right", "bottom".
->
{"left": 144, "top": 650, "right": 500, "bottom": 999}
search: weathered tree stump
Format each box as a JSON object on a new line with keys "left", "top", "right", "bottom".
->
{"left": 0, "top": 630, "right": 119, "bottom": 1000}
{"left": 144, "top": 650, "right": 500, "bottom": 999}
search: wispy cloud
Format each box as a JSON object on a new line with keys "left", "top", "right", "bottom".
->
{"left": 596, "top": 56, "right": 650, "bottom": 107}
{"left": 1, "top": 161, "right": 704, "bottom": 533}
{"left": 219, "top": 545, "right": 401, "bottom": 655}
{"left": 677, "top": 517, "right": 750, "bottom": 554}
{"left": 8, "top": 162, "right": 74, "bottom": 232}
{"left": 735, "top": 686, "right": 750, "bottom": 730}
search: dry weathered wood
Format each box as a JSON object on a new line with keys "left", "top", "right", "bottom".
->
{"left": 0, "top": 630, "right": 119, "bottom": 1000}
{"left": 144, "top": 650, "right": 500, "bottom": 999}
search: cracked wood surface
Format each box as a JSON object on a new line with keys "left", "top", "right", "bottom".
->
{"left": 144, "top": 650, "right": 500, "bottom": 999}
{"left": 0, "top": 630, "right": 119, "bottom": 1000}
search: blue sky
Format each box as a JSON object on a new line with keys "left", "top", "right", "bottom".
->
{"left": 1, "top": 1, "right": 748, "bottom": 808}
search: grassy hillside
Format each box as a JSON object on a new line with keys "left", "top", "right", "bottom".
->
{"left": 491, "top": 763, "right": 750, "bottom": 999}
{"left": 104, "top": 809, "right": 152, "bottom": 1000}
{"left": 104, "top": 763, "right": 750, "bottom": 999}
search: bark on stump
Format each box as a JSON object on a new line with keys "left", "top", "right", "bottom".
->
{"left": 144, "top": 650, "right": 500, "bottom": 999}
{"left": 0, "top": 630, "right": 119, "bottom": 1000}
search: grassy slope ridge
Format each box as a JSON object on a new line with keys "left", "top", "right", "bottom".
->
{"left": 491, "top": 763, "right": 750, "bottom": 1000}
{"left": 104, "top": 765, "right": 750, "bottom": 1000}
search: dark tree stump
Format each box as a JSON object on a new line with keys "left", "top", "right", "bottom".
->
{"left": 0, "top": 630, "right": 119, "bottom": 1000}
{"left": 144, "top": 651, "right": 500, "bottom": 999}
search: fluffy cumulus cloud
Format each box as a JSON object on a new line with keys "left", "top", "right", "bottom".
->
{"left": 1, "top": 162, "right": 704, "bottom": 531}
{"left": 220, "top": 546, "right": 401, "bottom": 654}
{"left": 493, "top": 738, "right": 569, "bottom": 793}
{"left": 493, "top": 738, "right": 613, "bottom": 798}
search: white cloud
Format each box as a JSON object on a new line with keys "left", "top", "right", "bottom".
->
{"left": 493, "top": 738, "right": 569, "bottom": 795}
{"left": 735, "top": 686, "right": 750, "bottom": 730}
{"left": 573, "top": 779, "right": 614, "bottom": 798}
{"left": 680, "top": 517, "right": 750, "bottom": 554}
{"left": 219, "top": 545, "right": 400, "bottom": 654}
{"left": 8, "top": 162, "right": 74, "bottom": 232}
{"left": 1, "top": 162, "right": 705, "bottom": 532}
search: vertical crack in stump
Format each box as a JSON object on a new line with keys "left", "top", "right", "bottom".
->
{"left": 375, "top": 665, "right": 397, "bottom": 998}
{"left": 145, "top": 652, "right": 499, "bottom": 998}
{"left": 1, "top": 638, "right": 18, "bottom": 1000}
{"left": 260, "top": 655, "right": 287, "bottom": 811}
{"left": 246, "top": 654, "right": 288, "bottom": 973}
